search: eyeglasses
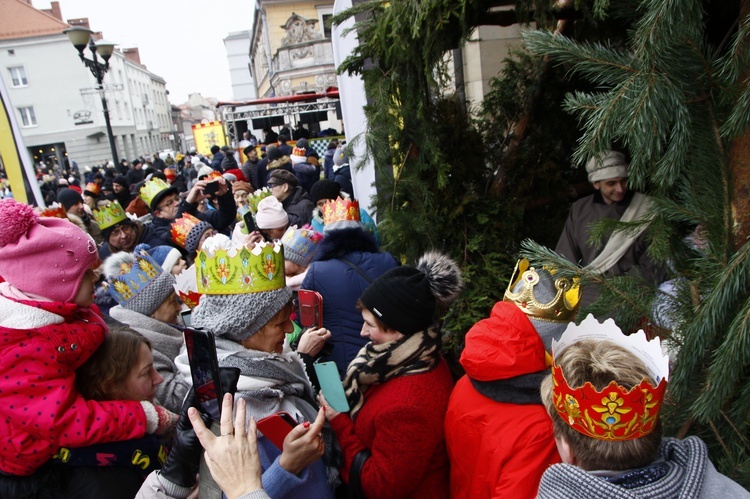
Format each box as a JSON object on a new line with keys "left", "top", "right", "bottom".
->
{"left": 267, "top": 183, "right": 280, "bottom": 188}
{"left": 157, "top": 196, "right": 180, "bottom": 211}
{"left": 110, "top": 225, "right": 134, "bottom": 239}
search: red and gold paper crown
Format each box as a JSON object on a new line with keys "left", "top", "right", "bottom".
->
{"left": 207, "top": 171, "right": 223, "bottom": 182}
{"left": 40, "top": 203, "right": 67, "bottom": 219}
{"left": 322, "top": 197, "right": 360, "bottom": 225}
{"left": 84, "top": 182, "right": 101, "bottom": 197}
{"left": 550, "top": 315, "right": 669, "bottom": 441}
{"left": 174, "top": 265, "right": 202, "bottom": 309}
{"left": 171, "top": 213, "right": 202, "bottom": 249}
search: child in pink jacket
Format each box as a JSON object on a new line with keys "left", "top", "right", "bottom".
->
{"left": 0, "top": 199, "right": 176, "bottom": 492}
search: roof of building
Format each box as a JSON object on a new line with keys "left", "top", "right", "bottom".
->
{"left": 0, "top": 0, "right": 69, "bottom": 41}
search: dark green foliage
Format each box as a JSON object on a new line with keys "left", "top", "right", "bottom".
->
{"left": 523, "top": 0, "right": 750, "bottom": 486}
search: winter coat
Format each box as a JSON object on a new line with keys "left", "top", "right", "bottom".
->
{"left": 108, "top": 306, "right": 190, "bottom": 413}
{"left": 292, "top": 159, "right": 319, "bottom": 193}
{"left": 323, "top": 149, "right": 336, "bottom": 181}
{"left": 330, "top": 359, "right": 453, "bottom": 499}
{"left": 537, "top": 436, "right": 750, "bottom": 499}
{"left": 255, "top": 157, "right": 270, "bottom": 189}
{"left": 221, "top": 153, "right": 239, "bottom": 172}
{"left": 333, "top": 165, "right": 353, "bottom": 197}
{"left": 281, "top": 186, "right": 315, "bottom": 227}
{"left": 265, "top": 156, "right": 294, "bottom": 181}
{"left": 0, "top": 295, "right": 148, "bottom": 475}
{"left": 240, "top": 159, "right": 260, "bottom": 190}
{"left": 210, "top": 152, "right": 225, "bottom": 172}
{"left": 445, "top": 301, "right": 560, "bottom": 499}
{"left": 300, "top": 227, "right": 399, "bottom": 376}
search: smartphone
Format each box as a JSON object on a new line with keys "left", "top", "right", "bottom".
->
{"left": 298, "top": 289, "right": 323, "bottom": 329}
{"left": 314, "top": 360, "right": 350, "bottom": 413}
{"left": 243, "top": 210, "right": 256, "bottom": 233}
{"left": 203, "top": 180, "right": 220, "bottom": 197}
{"left": 179, "top": 309, "right": 192, "bottom": 327}
{"left": 183, "top": 327, "right": 223, "bottom": 419}
{"left": 256, "top": 411, "right": 298, "bottom": 450}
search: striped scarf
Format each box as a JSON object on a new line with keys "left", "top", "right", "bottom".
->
{"left": 343, "top": 327, "right": 441, "bottom": 420}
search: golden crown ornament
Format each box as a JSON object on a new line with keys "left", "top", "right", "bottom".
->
{"left": 139, "top": 177, "right": 172, "bottom": 208}
{"left": 504, "top": 259, "right": 581, "bottom": 323}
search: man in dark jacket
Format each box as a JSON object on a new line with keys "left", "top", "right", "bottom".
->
{"left": 209, "top": 145, "right": 225, "bottom": 172}
{"left": 277, "top": 134, "right": 293, "bottom": 156}
{"left": 240, "top": 146, "right": 260, "bottom": 189}
{"left": 138, "top": 177, "right": 236, "bottom": 254}
{"left": 126, "top": 159, "right": 145, "bottom": 190}
{"left": 220, "top": 145, "right": 239, "bottom": 171}
{"left": 267, "top": 169, "right": 314, "bottom": 227}
{"left": 109, "top": 175, "right": 133, "bottom": 207}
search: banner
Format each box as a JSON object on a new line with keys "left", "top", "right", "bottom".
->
{"left": 191, "top": 121, "right": 227, "bottom": 157}
{"left": 0, "top": 73, "right": 44, "bottom": 205}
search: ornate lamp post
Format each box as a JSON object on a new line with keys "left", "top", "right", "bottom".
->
{"left": 62, "top": 26, "right": 119, "bottom": 164}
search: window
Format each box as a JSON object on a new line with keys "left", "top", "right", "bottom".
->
{"left": 18, "top": 106, "right": 36, "bottom": 127}
{"left": 322, "top": 14, "right": 332, "bottom": 38}
{"left": 8, "top": 66, "right": 28, "bottom": 87}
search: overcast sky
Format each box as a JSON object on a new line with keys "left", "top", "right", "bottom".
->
{"left": 37, "top": 0, "right": 256, "bottom": 104}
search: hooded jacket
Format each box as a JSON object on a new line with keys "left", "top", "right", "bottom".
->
{"left": 0, "top": 296, "right": 148, "bottom": 475}
{"left": 300, "top": 227, "right": 398, "bottom": 376}
{"left": 445, "top": 301, "right": 561, "bottom": 499}
{"left": 280, "top": 186, "right": 315, "bottom": 228}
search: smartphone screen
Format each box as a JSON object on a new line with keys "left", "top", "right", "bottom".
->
{"left": 298, "top": 289, "right": 323, "bottom": 329}
{"left": 243, "top": 210, "right": 256, "bottom": 233}
{"left": 179, "top": 309, "right": 192, "bottom": 327}
{"left": 183, "top": 328, "right": 223, "bottom": 419}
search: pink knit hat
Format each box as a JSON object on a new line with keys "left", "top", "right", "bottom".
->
{"left": 255, "top": 195, "right": 289, "bottom": 229}
{"left": 0, "top": 199, "right": 98, "bottom": 303}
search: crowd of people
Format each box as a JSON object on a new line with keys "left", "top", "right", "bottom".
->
{"left": 0, "top": 143, "right": 748, "bottom": 499}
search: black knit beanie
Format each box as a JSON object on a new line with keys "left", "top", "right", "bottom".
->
{"left": 360, "top": 252, "right": 464, "bottom": 335}
{"left": 310, "top": 180, "right": 341, "bottom": 204}
{"left": 57, "top": 188, "right": 82, "bottom": 211}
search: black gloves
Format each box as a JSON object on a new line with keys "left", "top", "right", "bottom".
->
{"left": 160, "top": 367, "right": 241, "bottom": 488}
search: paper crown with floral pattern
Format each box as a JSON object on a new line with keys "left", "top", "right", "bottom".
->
{"left": 171, "top": 213, "right": 202, "bottom": 248}
{"left": 322, "top": 197, "right": 360, "bottom": 225}
{"left": 248, "top": 187, "right": 272, "bottom": 214}
{"left": 93, "top": 200, "right": 128, "bottom": 230}
{"left": 39, "top": 203, "right": 67, "bottom": 219}
{"left": 504, "top": 259, "right": 581, "bottom": 323}
{"left": 139, "top": 177, "right": 172, "bottom": 208}
{"left": 550, "top": 314, "right": 669, "bottom": 441}
{"left": 174, "top": 265, "right": 202, "bottom": 309}
{"left": 195, "top": 234, "right": 285, "bottom": 295}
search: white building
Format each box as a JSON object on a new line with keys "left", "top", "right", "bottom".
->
{"left": 0, "top": 0, "right": 173, "bottom": 170}
{"left": 224, "top": 30, "right": 255, "bottom": 101}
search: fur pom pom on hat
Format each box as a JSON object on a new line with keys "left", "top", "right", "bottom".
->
{"left": 0, "top": 198, "right": 98, "bottom": 303}
{"left": 360, "top": 251, "right": 463, "bottom": 335}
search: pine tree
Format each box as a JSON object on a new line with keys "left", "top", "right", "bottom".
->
{"left": 521, "top": 0, "right": 750, "bottom": 484}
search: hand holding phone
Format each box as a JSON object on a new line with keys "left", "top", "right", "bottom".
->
{"left": 203, "top": 180, "right": 220, "bottom": 197}
{"left": 256, "top": 412, "right": 297, "bottom": 450}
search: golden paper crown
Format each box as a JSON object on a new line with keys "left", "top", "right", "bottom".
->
{"left": 550, "top": 315, "right": 669, "bottom": 441}
{"left": 93, "top": 200, "right": 127, "bottom": 230}
{"left": 504, "top": 259, "right": 580, "bottom": 323}
{"left": 84, "top": 182, "right": 101, "bottom": 196}
{"left": 195, "top": 235, "right": 285, "bottom": 295}
{"left": 139, "top": 177, "right": 172, "bottom": 208}
{"left": 322, "top": 197, "right": 360, "bottom": 225}
{"left": 174, "top": 265, "right": 202, "bottom": 309}
{"left": 171, "top": 213, "right": 202, "bottom": 249}
{"left": 40, "top": 203, "right": 67, "bottom": 219}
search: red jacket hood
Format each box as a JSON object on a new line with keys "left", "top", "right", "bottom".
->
{"left": 459, "top": 301, "right": 547, "bottom": 381}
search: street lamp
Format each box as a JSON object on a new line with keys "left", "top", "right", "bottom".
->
{"left": 62, "top": 26, "right": 119, "bottom": 165}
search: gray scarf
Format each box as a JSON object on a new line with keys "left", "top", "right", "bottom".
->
{"left": 538, "top": 436, "right": 709, "bottom": 498}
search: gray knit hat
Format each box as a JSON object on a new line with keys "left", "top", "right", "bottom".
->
{"left": 192, "top": 287, "right": 292, "bottom": 341}
{"left": 104, "top": 251, "right": 176, "bottom": 316}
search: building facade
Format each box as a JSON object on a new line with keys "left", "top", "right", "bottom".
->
{"left": 0, "top": 0, "right": 173, "bottom": 171}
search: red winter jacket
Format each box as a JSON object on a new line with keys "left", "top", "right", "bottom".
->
{"left": 0, "top": 295, "right": 149, "bottom": 475}
{"left": 330, "top": 359, "right": 453, "bottom": 499}
{"left": 445, "top": 301, "right": 561, "bottom": 499}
